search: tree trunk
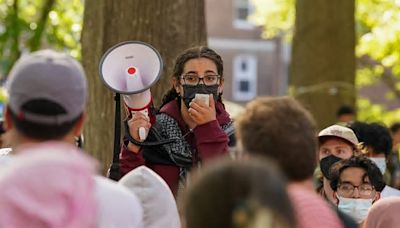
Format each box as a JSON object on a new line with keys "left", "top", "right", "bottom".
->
{"left": 290, "top": 0, "right": 355, "bottom": 129}
{"left": 81, "top": 0, "right": 206, "bottom": 173}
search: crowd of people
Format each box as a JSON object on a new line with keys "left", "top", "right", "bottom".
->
{"left": 0, "top": 46, "right": 399, "bottom": 228}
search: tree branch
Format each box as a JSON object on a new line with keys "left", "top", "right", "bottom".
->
{"left": 28, "top": 0, "right": 56, "bottom": 51}
{"left": 4, "top": 0, "right": 22, "bottom": 76}
{"left": 358, "top": 54, "right": 400, "bottom": 100}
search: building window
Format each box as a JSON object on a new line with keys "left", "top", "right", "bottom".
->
{"left": 233, "top": 0, "right": 255, "bottom": 29}
{"left": 233, "top": 55, "right": 257, "bottom": 101}
{"left": 239, "top": 80, "right": 250, "bottom": 92}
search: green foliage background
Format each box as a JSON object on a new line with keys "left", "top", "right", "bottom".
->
{"left": 251, "top": 0, "right": 400, "bottom": 126}
{"left": 1, "top": 0, "right": 400, "bottom": 125}
{"left": 0, "top": 0, "right": 83, "bottom": 79}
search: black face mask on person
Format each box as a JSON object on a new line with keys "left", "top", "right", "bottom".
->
{"left": 319, "top": 155, "right": 342, "bottom": 179}
{"left": 181, "top": 84, "right": 219, "bottom": 108}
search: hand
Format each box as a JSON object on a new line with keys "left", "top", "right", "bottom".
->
{"left": 127, "top": 112, "right": 151, "bottom": 153}
{"left": 188, "top": 94, "right": 216, "bottom": 126}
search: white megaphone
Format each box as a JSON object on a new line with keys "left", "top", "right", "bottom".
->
{"left": 99, "top": 41, "right": 163, "bottom": 141}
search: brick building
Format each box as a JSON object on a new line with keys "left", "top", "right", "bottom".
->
{"left": 205, "top": 0, "right": 289, "bottom": 104}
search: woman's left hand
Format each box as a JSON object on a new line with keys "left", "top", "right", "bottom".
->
{"left": 188, "top": 94, "right": 216, "bottom": 125}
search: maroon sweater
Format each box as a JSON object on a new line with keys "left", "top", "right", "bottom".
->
{"left": 119, "top": 100, "right": 230, "bottom": 195}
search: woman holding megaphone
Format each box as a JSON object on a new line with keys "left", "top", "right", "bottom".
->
{"left": 119, "top": 46, "right": 234, "bottom": 196}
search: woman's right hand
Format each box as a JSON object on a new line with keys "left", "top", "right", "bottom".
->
{"left": 126, "top": 112, "right": 151, "bottom": 153}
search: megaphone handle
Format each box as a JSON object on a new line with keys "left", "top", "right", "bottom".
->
{"left": 139, "top": 127, "right": 146, "bottom": 141}
{"left": 130, "top": 109, "right": 149, "bottom": 141}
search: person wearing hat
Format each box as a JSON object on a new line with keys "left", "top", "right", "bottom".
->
{"left": 2, "top": 50, "right": 143, "bottom": 227}
{"left": 235, "top": 97, "right": 347, "bottom": 228}
{"left": 317, "top": 124, "right": 361, "bottom": 204}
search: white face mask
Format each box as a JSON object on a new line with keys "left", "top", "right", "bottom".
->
{"left": 337, "top": 196, "right": 373, "bottom": 224}
{"left": 369, "top": 157, "right": 387, "bottom": 175}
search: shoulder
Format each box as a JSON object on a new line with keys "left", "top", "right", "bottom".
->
{"left": 93, "top": 176, "right": 143, "bottom": 228}
{"left": 159, "top": 100, "right": 180, "bottom": 117}
{"left": 287, "top": 186, "right": 343, "bottom": 228}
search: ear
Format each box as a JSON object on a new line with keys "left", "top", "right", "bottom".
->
{"left": 373, "top": 192, "right": 381, "bottom": 203}
{"left": 172, "top": 77, "right": 181, "bottom": 94}
{"left": 332, "top": 192, "right": 339, "bottom": 205}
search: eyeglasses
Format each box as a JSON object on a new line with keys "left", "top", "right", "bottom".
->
{"left": 337, "top": 183, "right": 375, "bottom": 198}
{"left": 180, "top": 74, "right": 221, "bottom": 86}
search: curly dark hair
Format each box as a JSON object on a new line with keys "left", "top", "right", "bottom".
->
{"left": 348, "top": 122, "right": 392, "bottom": 157}
{"left": 160, "top": 46, "right": 224, "bottom": 108}
{"left": 330, "top": 156, "right": 385, "bottom": 192}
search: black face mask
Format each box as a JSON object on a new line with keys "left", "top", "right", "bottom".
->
{"left": 182, "top": 84, "right": 219, "bottom": 108}
{"left": 320, "top": 155, "right": 342, "bottom": 179}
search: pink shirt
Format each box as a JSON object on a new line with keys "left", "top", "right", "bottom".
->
{"left": 288, "top": 185, "right": 344, "bottom": 228}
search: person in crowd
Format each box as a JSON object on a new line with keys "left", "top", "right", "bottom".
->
{"left": 330, "top": 156, "right": 384, "bottom": 226}
{"left": 120, "top": 46, "right": 233, "bottom": 196}
{"left": 336, "top": 105, "right": 356, "bottom": 126}
{"left": 317, "top": 124, "right": 361, "bottom": 204}
{"left": 119, "top": 166, "right": 181, "bottom": 228}
{"left": 364, "top": 197, "right": 400, "bottom": 228}
{"left": 348, "top": 122, "right": 400, "bottom": 197}
{"left": 2, "top": 50, "right": 143, "bottom": 227}
{"left": 389, "top": 122, "right": 400, "bottom": 189}
{"left": 182, "top": 157, "right": 296, "bottom": 228}
{"left": 390, "top": 123, "right": 400, "bottom": 153}
{"left": 235, "top": 96, "right": 349, "bottom": 228}
{"left": 0, "top": 148, "right": 98, "bottom": 228}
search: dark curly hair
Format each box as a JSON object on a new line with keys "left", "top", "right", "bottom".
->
{"left": 330, "top": 156, "right": 385, "bottom": 192}
{"left": 160, "top": 46, "right": 224, "bottom": 108}
{"left": 348, "top": 122, "right": 392, "bottom": 157}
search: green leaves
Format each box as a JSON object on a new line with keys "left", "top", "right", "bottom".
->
{"left": 0, "top": 0, "right": 83, "bottom": 78}
{"left": 250, "top": 0, "right": 295, "bottom": 40}
{"left": 357, "top": 97, "right": 400, "bottom": 125}
{"left": 252, "top": 0, "right": 400, "bottom": 124}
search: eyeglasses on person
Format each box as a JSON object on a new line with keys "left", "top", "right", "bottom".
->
{"left": 337, "top": 183, "right": 375, "bottom": 198}
{"left": 180, "top": 74, "right": 221, "bottom": 86}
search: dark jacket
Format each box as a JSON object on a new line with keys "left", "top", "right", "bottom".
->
{"left": 120, "top": 100, "right": 231, "bottom": 195}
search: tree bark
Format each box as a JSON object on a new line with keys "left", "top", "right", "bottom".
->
{"left": 291, "top": 0, "right": 355, "bottom": 129}
{"left": 28, "top": 0, "right": 56, "bottom": 52}
{"left": 81, "top": 0, "right": 207, "bottom": 173}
